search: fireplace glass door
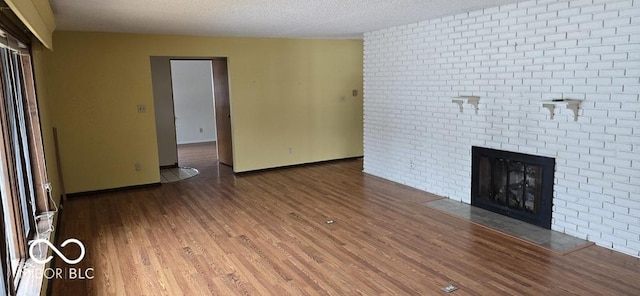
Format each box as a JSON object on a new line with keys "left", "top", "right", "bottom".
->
{"left": 472, "top": 147, "right": 554, "bottom": 229}
{"left": 478, "top": 157, "right": 543, "bottom": 214}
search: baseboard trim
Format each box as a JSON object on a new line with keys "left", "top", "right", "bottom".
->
{"left": 160, "top": 163, "right": 178, "bottom": 169}
{"left": 66, "top": 182, "right": 162, "bottom": 198}
{"left": 235, "top": 156, "right": 363, "bottom": 175}
{"left": 177, "top": 140, "right": 217, "bottom": 145}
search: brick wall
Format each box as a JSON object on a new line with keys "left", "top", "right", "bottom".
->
{"left": 363, "top": 0, "right": 640, "bottom": 257}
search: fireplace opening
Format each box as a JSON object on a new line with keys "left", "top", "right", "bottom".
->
{"left": 471, "top": 147, "right": 555, "bottom": 229}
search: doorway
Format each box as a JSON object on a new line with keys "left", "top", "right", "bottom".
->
{"left": 150, "top": 57, "right": 233, "bottom": 180}
{"left": 170, "top": 59, "right": 218, "bottom": 162}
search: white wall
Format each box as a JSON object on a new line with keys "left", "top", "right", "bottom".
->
{"left": 363, "top": 0, "right": 639, "bottom": 257}
{"left": 171, "top": 60, "right": 217, "bottom": 144}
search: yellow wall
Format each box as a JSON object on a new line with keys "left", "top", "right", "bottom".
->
{"left": 41, "top": 31, "right": 363, "bottom": 193}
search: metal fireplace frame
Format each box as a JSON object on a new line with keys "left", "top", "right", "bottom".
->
{"left": 471, "top": 146, "right": 555, "bottom": 229}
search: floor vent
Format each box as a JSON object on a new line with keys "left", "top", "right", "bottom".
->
{"left": 442, "top": 284, "right": 459, "bottom": 293}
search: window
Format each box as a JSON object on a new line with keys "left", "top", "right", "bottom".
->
{"left": 0, "top": 28, "right": 50, "bottom": 295}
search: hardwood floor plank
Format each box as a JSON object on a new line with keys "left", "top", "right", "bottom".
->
{"left": 50, "top": 143, "right": 640, "bottom": 295}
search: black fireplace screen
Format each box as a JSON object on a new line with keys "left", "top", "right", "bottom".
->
{"left": 472, "top": 147, "right": 555, "bottom": 229}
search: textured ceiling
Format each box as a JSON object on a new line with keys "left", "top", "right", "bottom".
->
{"left": 51, "top": 0, "right": 524, "bottom": 39}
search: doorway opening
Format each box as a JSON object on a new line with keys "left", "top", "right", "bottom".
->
{"left": 170, "top": 59, "right": 218, "bottom": 170}
{"left": 150, "top": 56, "right": 233, "bottom": 182}
{"left": 170, "top": 60, "right": 218, "bottom": 155}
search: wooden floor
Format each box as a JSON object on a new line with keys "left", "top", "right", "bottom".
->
{"left": 51, "top": 144, "right": 640, "bottom": 295}
{"left": 176, "top": 141, "right": 235, "bottom": 181}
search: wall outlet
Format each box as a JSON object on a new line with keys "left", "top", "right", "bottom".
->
{"left": 135, "top": 163, "right": 142, "bottom": 171}
{"left": 137, "top": 105, "right": 146, "bottom": 113}
{"left": 339, "top": 96, "right": 346, "bottom": 102}
{"left": 288, "top": 147, "right": 293, "bottom": 154}
{"left": 199, "top": 127, "right": 203, "bottom": 133}
{"left": 352, "top": 89, "right": 358, "bottom": 96}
